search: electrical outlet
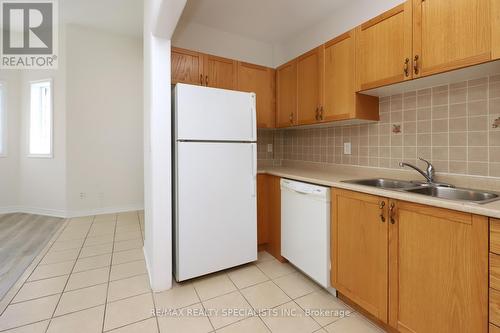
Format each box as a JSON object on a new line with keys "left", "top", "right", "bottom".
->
{"left": 267, "top": 144, "right": 273, "bottom": 153}
{"left": 344, "top": 142, "right": 352, "bottom": 155}
{"left": 79, "top": 192, "right": 86, "bottom": 200}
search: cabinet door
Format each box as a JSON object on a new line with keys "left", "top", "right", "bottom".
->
{"left": 413, "top": 0, "right": 491, "bottom": 77}
{"left": 171, "top": 47, "right": 204, "bottom": 85}
{"left": 331, "top": 189, "right": 388, "bottom": 322}
{"left": 237, "top": 62, "right": 275, "bottom": 128}
{"left": 257, "top": 174, "right": 269, "bottom": 246}
{"left": 204, "top": 54, "right": 237, "bottom": 90}
{"left": 356, "top": 2, "right": 413, "bottom": 91}
{"left": 388, "top": 201, "right": 488, "bottom": 333}
{"left": 494, "top": 0, "right": 500, "bottom": 60}
{"left": 276, "top": 59, "right": 298, "bottom": 128}
{"left": 324, "top": 32, "right": 355, "bottom": 121}
{"left": 297, "top": 47, "right": 323, "bottom": 125}
{"left": 266, "top": 176, "right": 285, "bottom": 261}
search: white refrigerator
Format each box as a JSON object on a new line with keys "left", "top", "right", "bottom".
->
{"left": 173, "top": 83, "right": 257, "bottom": 281}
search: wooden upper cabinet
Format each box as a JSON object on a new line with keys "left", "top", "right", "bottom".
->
{"left": 388, "top": 201, "right": 488, "bottom": 333}
{"left": 331, "top": 189, "right": 389, "bottom": 323}
{"left": 297, "top": 46, "right": 324, "bottom": 125}
{"left": 413, "top": 0, "right": 491, "bottom": 78}
{"left": 324, "top": 31, "right": 379, "bottom": 122}
{"left": 276, "top": 59, "right": 298, "bottom": 128}
{"left": 237, "top": 62, "right": 275, "bottom": 128}
{"left": 204, "top": 54, "right": 237, "bottom": 90}
{"left": 493, "top": 0, "right": 500, "bottom": 59}
{"left": 355, "top": 2, "right": 413, "bottom": 91}
{"left": 171, "top": 47, "right": 204, "bottom": 85}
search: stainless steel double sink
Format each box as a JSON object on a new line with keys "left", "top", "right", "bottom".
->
{"left": 342, "top": 178, "right": 500, "bottom": 204}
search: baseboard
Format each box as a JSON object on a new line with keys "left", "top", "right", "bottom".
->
{"left": 0, "top": 203, "right": 144, "bottom": 218}
{"left": 0, "top": 206, "right": 67, "bottom": 218}
{"left": 67, "top": 204, "right": 144, "bottom": 218}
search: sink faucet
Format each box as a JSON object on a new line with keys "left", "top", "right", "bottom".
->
{"left": 399, "top": 157, "right": 435, "bottom": 183}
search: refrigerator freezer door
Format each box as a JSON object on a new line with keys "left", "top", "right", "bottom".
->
{"left": 175, "top": 142, "right": 257, "bottom": 281}
{"left": 174, "top": 84, "right": 256, "bottom": 142}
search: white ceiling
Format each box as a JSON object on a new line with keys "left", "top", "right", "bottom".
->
{"left": 62, "top": 0, "right": 143, "bottom": 37}
{"left": 178, "top": 0, "right": 352, "bottom": 43}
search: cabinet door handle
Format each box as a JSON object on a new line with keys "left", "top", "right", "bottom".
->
{"left": 389, "top": 202, "right": 396, "bottom": 224}
{"left": 205, "top": 75, "right": 209, "bottom": 86}
{"left": 289, "top": 112, "right": 293, "bottom": 123}
{"left": 379, "top": 201, "right": 386, "bottom": 223}
{"left": 413, "top": 55, "right": 419, "bottom": 75}
{"left": 320, "top": 106, "right": 324, "bottom": 120}
{"left": 404, "top": 58, "right": 410, "bottom": 77}
{"left": 200, "top": 74, "right": 203, "bottom": 85}
{"left": 315, "top": 107, "right": 319, "bottom": 121}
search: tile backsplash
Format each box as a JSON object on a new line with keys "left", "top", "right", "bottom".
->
{"left": 257, "top": 74, "right": 500, "bottom": 177}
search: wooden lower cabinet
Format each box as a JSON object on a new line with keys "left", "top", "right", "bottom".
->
{"left": 331, "top": 189, "right": 389, "bottom": 323}
{"left": 389, "top": 201, "right": 488, "bottom": 333}
{"left": 256, "top": 175, "right": 284, "bottom": 261}
{"left": 332, "top": 188, "right": 489, "bottom": 332}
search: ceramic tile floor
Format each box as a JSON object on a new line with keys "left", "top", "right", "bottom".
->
{"left": 0, "top": 212, "right": 385, "bottom": 333}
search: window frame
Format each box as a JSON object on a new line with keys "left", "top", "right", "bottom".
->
{"left": 0, "top": 81, "right": 6, "bottom": 157}
{"left": 27, "top": 78, "right": 54, "bottom": 158}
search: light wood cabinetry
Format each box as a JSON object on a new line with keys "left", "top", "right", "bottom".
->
{"left": 256, "top": 175, "right": 285, "bottom": 262}
{"left": 331, "top": 189, "right": 389, "bottom": 322}
{"left": 237, "top": 62, "right": 275, "bottom": 128}
{"left": 171, "top": 47, "right": 204, "bottom": 85}
{"left": 257, "top": 175, "right": 269, "bottom": 246}
{"left": 297, "top": 46, "right": 324, "bottom": 125}
{"left": 171, "top": 48, "right": 236, "bottom": 89}
{"left": 412, "top": 0, "right": 491, "bottom": 77}
{"left": 491, "top": 323, "right": 500, "bottom": 333}
{"left": 324, "top": 31, "right": 379, "bottom": 122}
{"left": 171, "top": 48, "right": 275, "bottom": 128}
{"left": 332, "top": 188, "right": 489, "bottom": 332}
{"left": 355, "top": 2, "right": 413, "bottom": 91}
{"left": 491, "top": 218, "right": 500, "bottom": 254}
{"left": 494, "top": 0, "right": 500, "bottom": 59}
{"left": 203, "top": 54, "right": 237, "bottom": 90}
{"left": 388, "top": 201, "right": 488, "bottom": 333}
{"left": 276, "top": 59, "right": 298, "bottom": 128}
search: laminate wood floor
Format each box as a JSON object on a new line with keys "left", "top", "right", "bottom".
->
{"left": 0, "top": 213, "right": 64, "bottom": 301}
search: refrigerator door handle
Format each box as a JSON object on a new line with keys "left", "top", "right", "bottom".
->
{"left": 251, "top": 144, "right": 257, "bottom": 197}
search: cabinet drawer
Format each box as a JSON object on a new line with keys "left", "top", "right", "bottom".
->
{"left": 492, "top": 219, "right": 500, "bottom": 255}
{"left": 491, "top": 288, "right": 500, "bottom": 327}
{"left": 492, "top": 253, "right": 500, "bottom": 291}
{"left": 491, "top": 323, "right": 500, "bottom": 333}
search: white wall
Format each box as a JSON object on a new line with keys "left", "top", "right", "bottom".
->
{"left": 65, "top": 24, "right": 144, "bottom": 216}
{"left": 273, "top": 0, "right": 405, "bottom": 66}
{"left": 172, "top": 22, "right": 274, "bottom": 67}
{"left": 0, "top": 72, "right": 21, "bottom": 212}
{"left": 144, "top": 0, "right": 186, "bottom": 292}
{"left": 17, "top": 24, "right": 67, "bottom": 217}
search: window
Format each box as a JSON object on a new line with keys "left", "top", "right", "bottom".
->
{"left": 29, "top": 80, "right": 52, "bottom": 157}
{"left": 0, "top": 82, "right": 5, "bottom": 156}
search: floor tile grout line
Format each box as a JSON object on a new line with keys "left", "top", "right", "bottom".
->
{"left": 44, "top": 215, "right": 97, "bottom": 333}
{"left": 102, "top": 316, "right": 156, "bottom": 333}
{"left": 0, "top": 218, "right": 71, "bottom": 317}
{"left": 100, "top": 213, "right": 118, "bottom": 333}
{"left": 191, "top": 278, "right": 217, "bottom": 332}
{"left": 225, "top": 270, "right": 273, "bottom": 333}
{"left": 4, "top": 218, "right": 73, "bottom": 309}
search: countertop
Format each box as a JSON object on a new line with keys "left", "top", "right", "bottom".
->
{"left": 258, "top": 163, "right": 500, "bottom": 219}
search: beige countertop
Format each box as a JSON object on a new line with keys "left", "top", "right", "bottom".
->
{"left": 258, "top": 162, "right": 500, "bottom": 219}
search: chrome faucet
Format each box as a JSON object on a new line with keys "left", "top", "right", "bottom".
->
{"left": 399, "top": 157, "right": 436, "bottom": 183}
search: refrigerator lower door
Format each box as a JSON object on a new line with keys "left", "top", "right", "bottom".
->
{"left": 175, "top": 142, "right": 257, "bottom": 281}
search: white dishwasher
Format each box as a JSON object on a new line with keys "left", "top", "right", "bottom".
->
{"left": 281, "top": 179, "right": 331, "bottom": 288}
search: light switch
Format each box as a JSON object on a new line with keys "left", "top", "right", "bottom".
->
{"left": 344, "top": 142, "right": 352, "bottom": 155}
